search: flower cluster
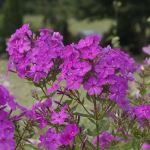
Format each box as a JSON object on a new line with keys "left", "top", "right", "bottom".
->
{"left": 38, "top": 124, "right": 79, "bottom": 150}
{"left": 7, "top": 25, "right": 64, "bottom": 83}
{"left": 25, "top": 99, "right": 69, "bottom": 128}
{"left": 26, "top": 99, "right": 53, "bottom": 128}
{"left": 26, "top": 99, "right": 79, "bottom": 149}
{"left": 58, "top": 36, "right": 136, "bottom": 111}
{"left": 59, "top": 35, "right": 100, "bottom": 90}
{"left": 7, "top": 25, "right": 137, "bottom": 111}
{"left": 5, "top": 24, "right": 150, "bottom": 150}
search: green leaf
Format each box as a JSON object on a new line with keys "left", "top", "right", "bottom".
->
{"left": 64, "top": 99, "right": 73, "bottom": 105}
{"left": 25, "top": 144, "right": 41, "bottom": 150}
{"left": 86, "top": 140, "right": 96, "bottom": 150}
{"left": 71, "top": 104, "right": 78, "bottom": 111}
{"left": 86, "top": 93, "right": 92, "bottom": 102}
{"left": 132, "top": 138, "right": 141, "bottom": 150}
{"left": 74, "top": 112, "right": 92, "bottom": 118}
{"left": 88, "top": 118, "right": 96, "bottom": 125}
{"left": 87, "top": 128, "right": 97, "bottom": 136}
{"left": 140, "top": 88, "right": 147, "bottom": 96}
{"left": 81, "top": 98, "right": 85, "bottom": 105}
{"left": 107, "top": 142, "right": 133, "bottom": 150}
{"left": 99, "top": 119, "right": 110, "bottom": 132}
{"left": 40, "top": 95, "right": 48, "bottom": 99}
{"left": 132, "top": 128, "right": 143, "bottom": 138}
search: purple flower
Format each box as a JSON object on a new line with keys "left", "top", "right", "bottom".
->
{"left": 38, "top": 128, "right": 60, "bottom": 150}
{"left": 60, "top": 124, "right": 79, "bottom": 145}
{"left": 81, "top": 46, "right": 101, "bottom": 60}
{"left": 142, "top": 45, "right": 150, "bottom": 55}
{"left": 116, "top": 99, "right": 130, "bottom": 112}
{"left": 63, "top": 124, "right": 80, "bottom": 137}
{"left": 0, "top": 110, "right": 16, "bottom": 150}
{"left": 0, "top": 137, "right": 16, "bottom": 150}
{"left": 73, "top": 61, "right": 91, "bottom": 76}
{"left": 108, "top": 76, "right": 132, "bottom": 110}
{"left": 60, "top": 132, "right": 74, "bottom": 146}
{"left": 144, "top": 58, "right": 150, "bottom": 65}
{"left": 61, "top": 44, "right": 78, "bottom": 59}
{"left": 0, "top": 85, "right": 17, "bottom": 110}
{"left": 7, "top": 25, "right": 137, "bottom": 114}
{"left": 7, "top": 25, "right": 64, "bottom": 83}
{"left": 7, "top": 24, "right": 32, "bottom": 79}
{"left": 141, "top": 143, "right": 150, "bottom": 150}
{"left": 0, "top": 85, "right": 10, "bottom": 106}
{"left": 47, "top": 83, "right": 59, "bottom": 94}
{"left": 51, "top": 105, "right": 69, "bottom": 125}
{"left": 77, "top": 35, "right": 101, "bottom": 49}
{"left": 95, "top": 65, "right": 115, "bottom": 79}
{"left": 134, "top": 105, "right": 150, "bottom": 120}
{"left": 84, "top": 77, "right": 102, "bottom": 95}
{"left": 38, "top": 124, "right": 79, "bottom": 149}
{"left": 66, "top": 76, "right": 82, "bottom": 90}
{"left": 26, "top": 28, "right": 59, "bottom": 82}
{"left": 28, "top": 99, "right": 53, "bottom": 128}
{"left": 7, "top": 24, "right": 32, "bottom": 55}
{"left": 92, "top": 132, "right": 114, "bottom": 150}
{"left": 76, "top": 35, "right": 101, "bottom": 60}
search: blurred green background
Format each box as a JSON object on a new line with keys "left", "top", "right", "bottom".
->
{"left": 0, "top": 0, "right": 150, "bottom": 107}
{"left": 0, "top": 0, "right": 150, "bottom": 54}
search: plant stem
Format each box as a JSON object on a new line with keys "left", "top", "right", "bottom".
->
{"left": 15, "top": 120, "right": 31, "bottom": 150}
{"left": 40, "top": 86, "right": 48, "bottom": 97}
{"left": 77, "top": 98, "right": 92, "bottom": 116}
{"left": 57, "top": 90, "right": 92, "bottom": 116}
{"left": 93, "top": 98, "right": 100, "bottom": 150}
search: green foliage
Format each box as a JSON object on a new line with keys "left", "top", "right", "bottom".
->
{"left": 107, "top": 142, "right": 133, "bottom": 150}
{"left": 99, "top": 119, "right": 110, "bottom": 132}
{"left": 2, "top": 0, "right": 23, "bottom": 36}
{"left": 33, "top": 0, "right": 73, "bottom": 43}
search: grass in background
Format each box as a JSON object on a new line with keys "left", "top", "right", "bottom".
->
{"left": 69, "top": 18, "right": 114, "bottom": 35}
{"left": 24, "top": 15, "right": 113, "bottom": 35}
{"left": 0, "top": 59, "right": 35, "bottom": 108}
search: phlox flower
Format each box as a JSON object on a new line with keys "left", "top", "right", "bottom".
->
{"left": 84, "top": 77, "right": 102, "bottom": 95}
{"left": 134, "top": 105, "right": 150, "bottom": 120}
{"left": 51, "top": 105, "right": 69, "bottom": 125}
{"left": 38, "top": 128, "right": 60, "bottom": 150}
{"left": 60, "top": 124, "right": 79, "bottom": 145}
{"left": 141, "top": 143, "right": 150, "bottom": 150}
{"left": 92, "top": 132, "right": 114, "bottom": 150}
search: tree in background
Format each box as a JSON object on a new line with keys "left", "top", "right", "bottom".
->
{"left": 0, "top": 0, "right": 23, "bottom": 53}
{"left": 35, "top": 0, "right": 73, "bottom": 44}
{"left": 74, "top": 0, "right": 150, "bottom": 54}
